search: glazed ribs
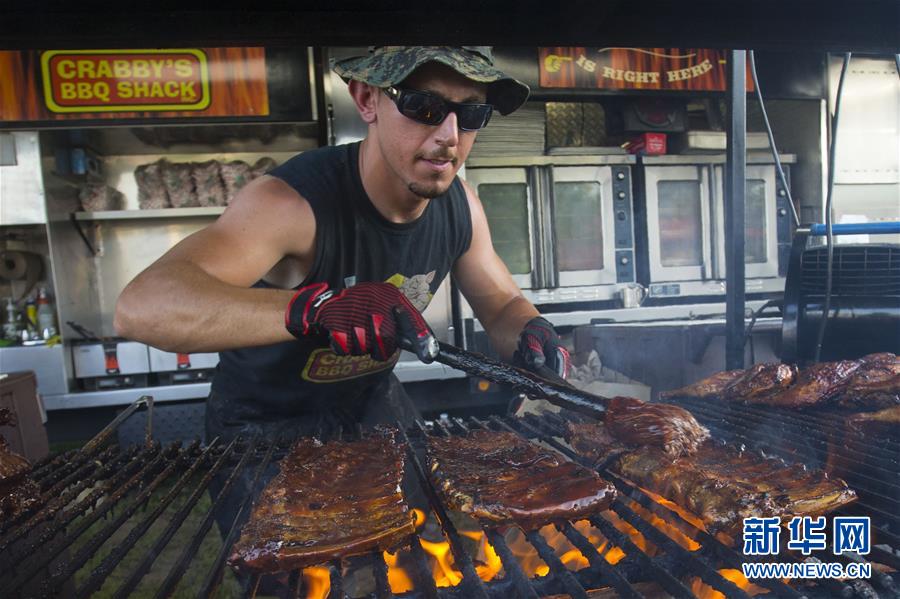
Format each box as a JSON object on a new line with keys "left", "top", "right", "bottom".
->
{"left": 722, "top": 363, "right": 799, "bottom": 404}
{"left": 760, "top": 359, "right": 863, "bottom": 408}
{"left": 427, "top": 430, "right": 615, "bottom": 527}
{"left": 614, "top": 445, "right": 856, "bottom": 536}
{"left": 838, "top": 353, "right": 900, "bottom": 410}
{"left": 604, "top": 396, "right": 710, "bottom": 458}
{"left": 228, "top": 428, "right": 415, "bottom": 574}
{"left": 659, "top": 370, "right": 746, "bottom": 400}
{"left": 661, "top": 353, "right": 899, "bottom": 409}
{"left": 564, "top": 424, "right": 856, "bottom": 537}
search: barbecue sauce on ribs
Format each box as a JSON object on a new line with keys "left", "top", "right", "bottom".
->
{"left": 563, "top": 423, "right": 856, "bottom": 537}
{"left": 722, "top": 363, "right": 799, "bottom": 403}
{"left": 228, "top": 428, "right": 415, "bottom": 574}
{"left": 659, "top": 370, "right": 746, "bottom": 401}
{"left": 604, "top": 396, "right": 710, "bottom": 458}
{"left": 838, "top": 353, "right": 900, "bottom": 410}
{"left": 426, "top": 430, "right": 615, "bottom": 528}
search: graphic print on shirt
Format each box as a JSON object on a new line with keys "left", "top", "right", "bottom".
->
{"left": 386, "top": 270, "right": 436, "bottom": 311}
{"left": 300, "top": 270, "right": 436, "bottom": 382}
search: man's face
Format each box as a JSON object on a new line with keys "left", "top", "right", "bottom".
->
{"left": 373, "top": 62, "right": 488, "bottom": 199}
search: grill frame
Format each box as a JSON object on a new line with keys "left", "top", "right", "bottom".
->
{"left": 0, "top": 398, "right": 897, "bottom": 598}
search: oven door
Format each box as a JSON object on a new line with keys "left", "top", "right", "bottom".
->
{"left": 464, "top": 167, "right": 535, "bottom": 289}
{"left": 551, "top": 166, "right": 618, "bottom": 286}
{"left": 712, "top": 164, "right": 780, "bottom": 279}
{"left": 644, "top": 165, "right": 712, "bottom": 282}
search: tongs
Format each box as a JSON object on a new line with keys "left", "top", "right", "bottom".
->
{"left": 415, "top": 340, "right": 610, "bottom": 418}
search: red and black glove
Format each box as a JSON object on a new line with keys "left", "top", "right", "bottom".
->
{"left": 285, "top": 282, "right": 438, "bottom": 363}
{"left": 514, "top": 316, "right": 571, "bottom": 379}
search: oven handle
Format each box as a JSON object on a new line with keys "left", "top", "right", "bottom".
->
{"left": 808, "top": 222, "right": 900, "bottom": 236}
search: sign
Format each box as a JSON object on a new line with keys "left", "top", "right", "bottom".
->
{"left": 41, "top": 50, "right": 210, "bottom": 113}
{"left": 539, "top": 47, "right": 754, "bottom": 92}
{"left": 0, "top": 47, "right": 269, "bottom": 122}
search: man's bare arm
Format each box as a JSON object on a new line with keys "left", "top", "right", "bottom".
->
{"left": 452, "top": 180, "right": 539, "bottom": 361}
{"left": 114, "top": 176, "right": 316, "bottom": 353}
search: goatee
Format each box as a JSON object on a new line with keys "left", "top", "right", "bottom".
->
{"left": 408, "top": 180, "right": 450, "bottom": 199}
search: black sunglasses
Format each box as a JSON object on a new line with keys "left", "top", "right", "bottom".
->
{"left": 383, "top": 86, "right": 493, "bottom": 131}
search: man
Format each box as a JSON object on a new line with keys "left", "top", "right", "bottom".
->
{"left": 115, "top": 46, "right": 570, "bottom": 442}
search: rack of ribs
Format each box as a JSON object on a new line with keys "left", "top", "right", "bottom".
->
{"left": 228, "top": 428, "right": 415, "bottom": 574}
{"left": 722, "top": 363, "right": 799, "bottom": 404}
{"left": 604, "top": 396, "right": 710, "bottom": 457}
{"left": 564, "top": 423, "right": 856, "bottom": 537}
{"left": 837, "top": 353, "right": 900, "bottom": 410}
{"left": 426, "top": 430, "right": 615, "bottom": 528}
{"left": 659, "top": 370, "right": 746, "bottom": 400}
{"left": 758, "top": 359, "right": 863, "bottom": 408}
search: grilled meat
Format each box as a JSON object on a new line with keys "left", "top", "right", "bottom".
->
{"left": 0, "top": 422, "right": 38, "bottom": 520}
{"left": 563, "top": 422, "right": 629, "bottom": 467}
{"left": 229, "top": 428, "right": 415, "bottom": 574}
{"left": 838, "top": 353, "right": 900, "bottom": 410}
{"left": 427, "top": 430, "right": 615, "bottom": 527}
{"left": 604, "top": 396, "right": 710, "bottom": 457}
{"left": 759, "top": 359, "right": 863, "bottom": 408}
{"left": 0, "top": 446, "right": 30, "bottom": 483}
{"left": 847, "top": 405, "right": 900, "bottom": 434}
{"left": 659, "top": 370, "right": 746, "bottom": 400}
{"left": 613, "top": 444, "right": 856, "bottom": 536}
{"left": 722, "top": 363, "right": 798, "bottom": 404}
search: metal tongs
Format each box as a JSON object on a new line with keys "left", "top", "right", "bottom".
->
{"left": 407, "top": 339, "right": 610, "bottom": 418}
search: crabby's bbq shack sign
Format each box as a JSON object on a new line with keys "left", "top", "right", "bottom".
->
{"left": 0, "top": 48, "right": 269, "bottom": 122}
{"left": 41, "top": 50, "right": 211, "bottom": 113}
{"left": 539, "top": 47, "right": 754, "bottom": 91}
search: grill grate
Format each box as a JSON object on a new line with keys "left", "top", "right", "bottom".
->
{"left": 1, "top": 398, "right": 898, "bottom": 598}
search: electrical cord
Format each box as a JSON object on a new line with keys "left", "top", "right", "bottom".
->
{"left": 748, "top": 51, "right": 800, "bottom": 228}
{"left": 743, "top": 299, "right": 782, "bottom": 366}
{"left": 813, "top": 52, "right": 852, "bottom": 363}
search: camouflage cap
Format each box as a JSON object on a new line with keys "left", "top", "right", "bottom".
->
{"left": 332, "top": 46, "right": 530, "bottom": 116}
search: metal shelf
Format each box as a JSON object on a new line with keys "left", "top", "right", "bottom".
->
{"left": 42, "top": 382, "right": 212, "bottom": 411}
{"left": 72, "top": 207, "right": 226, "bottom": 221}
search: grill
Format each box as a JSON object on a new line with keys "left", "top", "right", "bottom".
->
{"left": 1, "top": 397, "right": 898, "bottom": 598}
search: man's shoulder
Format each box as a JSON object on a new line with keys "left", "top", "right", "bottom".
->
{"left": 272, "top": 143, "right": 353, "bottom": 178}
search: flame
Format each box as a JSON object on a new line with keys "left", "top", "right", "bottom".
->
{"left": 383, "top": 550, "right": 415, "bottom": 593}
{"left": 641, "top": 488, "right": 708, "bottom": 532}
{"left": 629, "top": 500, "right": 700, "bottom": 551}
{"left": 690, "top": 568, "right": 768, "bottom": 599}
{"left": 420, "top": 537, "right": 464, "bottom": 586}
{"left": 303, "top": 567, "right": 331, "bottom": 599}
{"left": 412, "top": 508, "right": 427, "bottom": 529}
{"left": 460, "top": 530, "right": 504, "bottom": 581}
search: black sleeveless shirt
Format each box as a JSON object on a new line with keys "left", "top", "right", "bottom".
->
{"left": 211, "top": 142, "right": 473, "bottom": 415}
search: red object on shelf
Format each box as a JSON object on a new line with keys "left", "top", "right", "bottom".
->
{"left": 624, "top": 132, "right": 667, "bottom": 155}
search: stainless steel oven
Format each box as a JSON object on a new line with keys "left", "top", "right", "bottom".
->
{"left": 639, "top": 154, "right": 794, "bottom": 299}
{"left": 464, "top": 155, "right": 636, "bottom": 306}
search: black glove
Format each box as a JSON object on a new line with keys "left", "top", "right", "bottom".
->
{"left": 285, "top": 282, "right": 438, "bottom": 363}
{"left": 514, "top": 316, "right": 571, "bottom": 379}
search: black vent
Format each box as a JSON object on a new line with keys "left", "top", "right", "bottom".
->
{"left": 800, "top": 244, "right": 900, "bottom": 296}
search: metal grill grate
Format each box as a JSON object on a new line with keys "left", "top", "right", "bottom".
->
{"left": 1, "top": 398, "right": 898, "bottom": 598}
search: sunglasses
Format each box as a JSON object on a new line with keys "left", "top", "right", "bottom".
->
{"left": 383, "top": 86, "right": 493, "bottom": 131}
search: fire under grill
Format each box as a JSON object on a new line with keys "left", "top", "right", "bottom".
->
{"left": 1, "top": 398, "right": 898, "bottom": 599}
